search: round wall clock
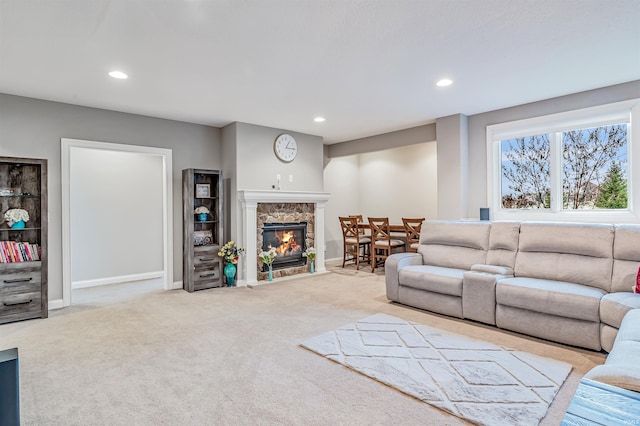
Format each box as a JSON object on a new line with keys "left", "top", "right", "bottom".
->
{"left": 274, "top": 133, "right": 298, "bottom": 162}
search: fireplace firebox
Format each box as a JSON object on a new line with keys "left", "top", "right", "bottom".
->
{"left": 262, "top": 223, "right": 307, "bottom": 271}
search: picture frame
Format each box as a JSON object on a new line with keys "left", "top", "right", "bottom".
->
{"left": 195, "top": 184, "right": 210, "bottom": 198}
{"left": 193, "top": 230, "right": 213, "bottom": 246}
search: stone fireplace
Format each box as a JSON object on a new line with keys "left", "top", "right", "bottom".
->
{"left": 238, "top": 190, "right": 330, "bottom": 285}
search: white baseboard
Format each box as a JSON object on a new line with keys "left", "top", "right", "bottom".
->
{"left": 72, "top": 271, "right": 164, "bottom": 289}
{"left": 48, "top": 299, "right": 65, "bottom": 310}
{"left": 170, "top": 280, "right": 183, "bottom": 290}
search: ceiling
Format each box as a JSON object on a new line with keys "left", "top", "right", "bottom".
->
{"left": 0, "top": 0, "right": 638, "bottom": 144}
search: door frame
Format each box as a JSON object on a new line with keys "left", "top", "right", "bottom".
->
{"left": 61, "top": 138, "right": 174, "bottom": 307}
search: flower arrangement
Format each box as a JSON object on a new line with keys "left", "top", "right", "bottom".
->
{"left": 258, "top": 247, "right": 277, "bottom": 268}
{"left": 218, "top": 241, "right": 245, "bottom": 264}
{"left": 4, "top": 209, "right": 29, "bottom": 227}
{"left": 194, "top": 206, "right": 210, "bottom": 214}
{"left": 302, "top": 247, "right": 316, "bottom": 261}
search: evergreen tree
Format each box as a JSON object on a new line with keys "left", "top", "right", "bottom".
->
{"left": 596, "top": 163, "right": 627, "bottom": 209}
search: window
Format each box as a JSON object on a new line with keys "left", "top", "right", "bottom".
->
{"left": 487, "top": 99, "right": 639, "bottom": 222}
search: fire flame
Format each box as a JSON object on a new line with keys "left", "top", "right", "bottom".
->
{"left": 274, "top": 230, "right": 302, "bottom": 256}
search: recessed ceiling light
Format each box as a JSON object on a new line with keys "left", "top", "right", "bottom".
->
{"left": 314, "top": 117, "right": 326, "bottom": 123}
{"left": 108, "top": 71, "right": 128, "bottom": 79}
{"left": 436, "top": 78, "right": 452, "bottom": 87}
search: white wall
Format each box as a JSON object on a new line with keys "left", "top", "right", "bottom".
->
{"left": 70, "top": 148, "right": 163, "bottom": 283}
{"left": 324, "top": 142, "right": 438, "bottom": 260}
{"left": 324, "top": 155, "right": 360, "bottom": 258}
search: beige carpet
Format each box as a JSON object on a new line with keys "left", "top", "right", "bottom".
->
{"left": 0, "top": 262, "right": 605, "bottom": 425}
{"left": 301, "top": 313, "right": 572, "bottom": 426}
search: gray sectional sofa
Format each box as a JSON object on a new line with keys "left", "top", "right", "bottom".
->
{"left": 386, "top": 220, "right": 640, "bottom": 391}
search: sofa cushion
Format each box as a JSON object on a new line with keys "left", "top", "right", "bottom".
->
{"left": 611, "top": 224, "right": 640, "bottom": 293}
{"left": 514, "top": 222, "right": 614, "bottom": 292}
{"left": 614, "top": 309, "right": 640, "bottom": 343}
{"left": 600, "top": 292, "right": 640, "bottom": 329}
{"left": 486, "top": 221, "right": 520, "bottom": 269}
{"left": 399, "top": 265, "right": 464, "bottom": 296}
{"left": 418, "top": 221, "right": 490, "bottom": 270}
{"left": 496, "top": 277, "right": 605, "bottom": 322}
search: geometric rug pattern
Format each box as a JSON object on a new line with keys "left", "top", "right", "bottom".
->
{"left": 301, "top": 313, "right": 572, "bottom": 426}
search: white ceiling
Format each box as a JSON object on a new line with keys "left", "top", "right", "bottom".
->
{"left": 1, "top": 0, "right": 639, "bottom": 144}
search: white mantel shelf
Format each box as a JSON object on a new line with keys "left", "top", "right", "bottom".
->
{"left": 238, "top": 190, "right": 331, "bottom": 205}
{"left": 237, "top": 190, "right": 331, "bottom": 286}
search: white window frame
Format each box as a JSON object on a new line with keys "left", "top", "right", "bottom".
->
{"left": 487, "top": 99, "right": 640, "bottom": 223}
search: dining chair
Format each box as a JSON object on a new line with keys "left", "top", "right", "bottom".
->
{"left": 368, "top": 217, "right": 405, "bottom": 272}
{"left": 339, "top": 216, "right": 371, "bottom": 269}
{"left": 402, "top": 217, "right": 426, "bottom": 253}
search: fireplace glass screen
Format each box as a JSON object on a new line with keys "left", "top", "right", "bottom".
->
{"left": 262, "top": 223, "right": 307, "bottom": 271}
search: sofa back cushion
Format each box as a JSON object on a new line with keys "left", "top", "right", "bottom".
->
{"left": 486, "top": 222, "right": 521, "bottom": 269}
{"left": 611, "top": 224, "right": 640, "bottom": 293}
{"left": 418, "top": 221, "right": 490, "bottom": 270}
{"left": 514, "top": 222, "right": 614, "bottom": 291}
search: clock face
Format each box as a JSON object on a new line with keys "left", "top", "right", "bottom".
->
{"left": 274, "top": 133, "right": 298, "bottom": 162}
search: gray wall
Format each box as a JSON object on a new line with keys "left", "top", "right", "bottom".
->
{"left": 328, "top": 123, "right": 436, "bottom": 158}
{"left": 0, "top": 93, "right": 222, "bottom": 302}
{"left": 466, "top": 80, "right": 640, "bottom": 218}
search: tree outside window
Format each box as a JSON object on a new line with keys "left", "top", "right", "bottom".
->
{"left": 500, "top": 124, "right": 628, "bottom": 211}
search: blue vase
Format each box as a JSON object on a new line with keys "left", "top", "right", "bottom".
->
{"left": 268, "top": 268, "right": 273, "bottom": 281}
{"left": 10, "top": 220, "right": 25, "bottom": 229}
{"left": 310, "top": 261, "right": 314, "bottom": 274}
{"left": 197, "top": 213, "right": 208, "bottom": 222}
{"left": 224, "top": 263, "right": 236, "bottom": 287}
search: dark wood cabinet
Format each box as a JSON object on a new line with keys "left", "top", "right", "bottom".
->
{"left": 182, "top": 169, "right": 223, "bottom": 292}
{"left": 0, "top": 157, "right": 48, "bottom": 324}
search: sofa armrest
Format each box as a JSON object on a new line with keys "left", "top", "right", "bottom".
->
{"left": 385, "top": 253, "right": 423, "bottom": 302}
{"left": 584, "top": 365, "right": 640, "bottom": 393}
{"left": 471, "top": 264, "right": 514, "bottom": 276}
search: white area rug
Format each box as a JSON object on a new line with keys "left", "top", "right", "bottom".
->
{"left": 301, "top": 313, "right": 572, "bottom": 426}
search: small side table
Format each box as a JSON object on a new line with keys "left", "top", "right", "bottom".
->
{"left": 562, "top": 378, "right": 640, "bottom": 425}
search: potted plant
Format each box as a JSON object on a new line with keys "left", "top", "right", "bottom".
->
{"left": 195, "top": 206, "right": 209, "bottom": 222}
{"left": 303, "top": 247, "right": 317, "bottom": 273}
{"left": 258, "top": 247, "right": 277, "bottom": 281}
{"left": 218, "top": 241, "right": 245, "bottom": 287}
{"left": 4, "top": 209, "right": 29, "bottom": 229}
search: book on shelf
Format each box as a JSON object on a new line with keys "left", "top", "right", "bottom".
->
{"left": 0, "top": 241, "right": 41, "bottom": 263}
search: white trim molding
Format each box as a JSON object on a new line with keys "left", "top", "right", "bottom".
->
{"left": 237, "top": 190, "right": 331, "bottom": 286}
{"left": 486, "top": 99, "right": 639, "bottom": 223}
{"left": 61, "top": 138, "right": 173, "bottom": 307}
{"left": 72, "top": 271, "right": 164, "bottom": 290}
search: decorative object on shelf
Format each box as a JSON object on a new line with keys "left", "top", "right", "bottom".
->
{"left": 303, "top": 247, "right": 316, "bottom": 274}
{"left": 10, "top": 220, "right": 25, "bottom": 229}
{"left": 195, "top": 206, "right": 209, "bottom": 222}
{"left": 195, "top": 183, "right": 210, "bottom": 198}
{"left": 4, "top": 208, "right": 29, "bottom": 228}
{"left": 193, "top": 230, "right": 213, "bottom": 246}
{"left": 223, "top": 262, "right": 237, "bottom": 287}
{"left": 258, "top": 247, "right": 277, "bottom": 281}
{"left": 0, "top": 188, "right": 14, "bottom": 196}
{"left": 218, "top": 240, "right": 245, "bottom": 287}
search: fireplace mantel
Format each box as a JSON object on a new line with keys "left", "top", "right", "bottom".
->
{"left": 238, "top": 190, "right": 331, "bottom": 285}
